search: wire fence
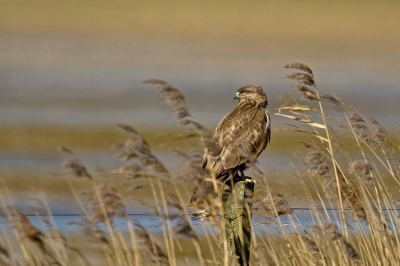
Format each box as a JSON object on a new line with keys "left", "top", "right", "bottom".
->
{"left": 9, "top": 207, "right": 399, "bottom": 217}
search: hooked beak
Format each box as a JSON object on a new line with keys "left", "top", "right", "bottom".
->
{"left": 234, "top": 92, "right": 240, "bottom": 100}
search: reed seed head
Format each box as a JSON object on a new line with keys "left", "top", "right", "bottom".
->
{"left": 284, "top": 63, "right": 313, "bottom": 76}
{"left": 62, "top": 157, "right": 92, "bottom": 179}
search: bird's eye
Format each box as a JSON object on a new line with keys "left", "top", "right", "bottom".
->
{"left": 245, "top": 91, "right": 250, "bottom": 94}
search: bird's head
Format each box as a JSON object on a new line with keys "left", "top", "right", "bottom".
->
{"left": 234, "top": 85, "right": 268, "bottom": 108}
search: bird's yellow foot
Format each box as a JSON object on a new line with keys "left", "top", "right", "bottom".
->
{"left": 245, "top": 178, "right": 257, "bottom": 184}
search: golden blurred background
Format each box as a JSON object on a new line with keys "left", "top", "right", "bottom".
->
{"left": 0, "top": 0, "right": 399, "bottom": 193}
{"left": 0, "top": 6, "right": 400, "bottom": 262}
{"left": 2, "top": 0, "right": 400, "bottom": 65}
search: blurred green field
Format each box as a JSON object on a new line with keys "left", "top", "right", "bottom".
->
{"left": 0, "top": 126, "right": 314, "bottom": 152}
{"left": 0, "top": 125, "right": 399, "bottom": 203}
{"left": 1, "top": 125, "right": 398, "bottom": 152}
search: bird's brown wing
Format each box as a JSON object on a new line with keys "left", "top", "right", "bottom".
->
{"left": 190, "top": 104, "right": 270, "bottom": 205}
{"left": 205, "top": 103, "right": 270, "bottom": 179}
{"left": 190, "top": 105, "right": 269, "bottom": 205}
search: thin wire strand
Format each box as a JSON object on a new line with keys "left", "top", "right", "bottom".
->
{"left": 3, "top": 207, "right": 399, "bottom": 217}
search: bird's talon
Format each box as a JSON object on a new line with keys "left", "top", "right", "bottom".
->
{"left": 245, "top": 179, "right": 257, "bottom": 184}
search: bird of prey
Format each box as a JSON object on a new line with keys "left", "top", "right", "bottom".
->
{"left": 190, "top": 85, "right": 271, "bottom": 205}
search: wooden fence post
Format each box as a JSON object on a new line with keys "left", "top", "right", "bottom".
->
{"left": 218, "top": 178, "right": 255, "bottom": 266}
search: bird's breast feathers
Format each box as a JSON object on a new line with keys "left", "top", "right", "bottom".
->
{"left": 204, "top": 104, "right": 270, "bottom": 175}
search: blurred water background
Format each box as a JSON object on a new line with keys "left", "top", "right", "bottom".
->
{"left": 1, "top": 1, "right": 400, "bottom": 233}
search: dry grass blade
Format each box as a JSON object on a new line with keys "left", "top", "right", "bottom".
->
{"left": 12, "top": 210, "right": 63, "bottom": 265}
{"left": 59, "top": 145, "right": 92, "bottom": 179}
{"left": 277, "top": 94, "right": 297, "bottom": 106}
{"left": 84, "top": 182, "right": 127, "bottom": 223}
{"left": 310, "top": 224, "right": 359, "bottom": 261}
{"left": 117, "top": 123, "right": 138, "bottom": 134}
{"left": 324, "top": 173, "right": 368, "bottom": 220}
{"left": 112, "top": 124, "right": 171, "bottom": 180}
{"left": 350, "top": 160, "right": 373, "bottom": 176}
{"left": 140, "top": 155, "right": 169, "bottom": 175}
{"left": 350, "top": 160, "right": 375, "bottom": 187}
{"left": 346, "top": 107, "right": 366, "bottom": 124}
{"left": 178, "top": 118, "right": 211, "bottom": 134}
{"left": 114, "top": 136, "right": 152, "bottom": 161}
{"left": 297, "top": 234, "right": 323, "bottom": 265}
{"left": 280, "top": 127, "right": 329, "bottom": 142}
{"left": 367, "top": 116, "right": 390, "bottom": 148}
{"left": 276, "top": 104, "right": 319, "bottom": 113}
{"left": 173, "top": 217, "right": 198, "bottom": 240}
{"left": 110, "top": 163, "right": 143, "bottom": 178}
{"left": 13, "top": 210, "right": 45, "bottom": 252}
{"left": 257, "top": 246, "right": 277, "bottom": 266}
{"left": 67, "top": 220, "right": 110, "bottom": 246}
{"left": 340, "top": 240, "right": 359, "bottom": 261}
{"left": 174, "top": 106, "right": 191, "bottom": 119}
{"left": 292, "top": 84, "right": 319, "bottom": 101}
{"left": 62, "top": 157, "right": 92, "bottom": 179}
{"left": 57, "top": 145, "right": 75, "bottom": 156}
{"left": 253, "top": 186, "right": 293, "bottom": 217}
{"left": 274, "top": 113, "right": 326, "bottom": 129}
{"left": 143, "top": 79, "right": 170, "bottom": 86}
{"left": 284, "top": 63, "right": 313, "bottom": 75}
{"left": 286, "top": 73, "right": 315, "bottom": 86}
{"left": 303, "top": 148, "right": 370, "bottom": 220}
{"left": 174, "top": 149, "right": 209, "bottom": 183}
{"left": 172, "top": 149, "right": 191, "bottom": 160}
{"left": 0, "top": 243, "right": 8, "bottom": 258}
{"left": 298, "top": 141, "right": 317, "bottom": 150}
{"left": 321, "top": 94, "right": 344, "bottom": 111}
{"left": 144, "top": 79, "right": 192, "bottom": 120}
{"left": 341, "top": 107, "right": 392, "bottom": 153}
{"left": 176, "top": 132, "right": 202, "bottom": 139}
{"left": 144, "top": 79, "right": 212, "bottom": 149}
{"left": 133, "top": 220, "right": 169, "bottom": 265}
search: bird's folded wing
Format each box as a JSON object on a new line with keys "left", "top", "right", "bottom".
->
{"left": 206, "top": 107, "right": 267, "bottom": 172}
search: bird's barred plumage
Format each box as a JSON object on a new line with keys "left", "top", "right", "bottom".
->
{"left": 190, "top": 85, "right": 271, "bottom": 204}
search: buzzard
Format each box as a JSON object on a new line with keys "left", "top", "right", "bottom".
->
{"left": 190, "top": 85, "right": 271, "bottom": 205}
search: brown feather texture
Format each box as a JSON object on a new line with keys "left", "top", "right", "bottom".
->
{"left": 190, "top": 85, "right": 271, "bottom": 205}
